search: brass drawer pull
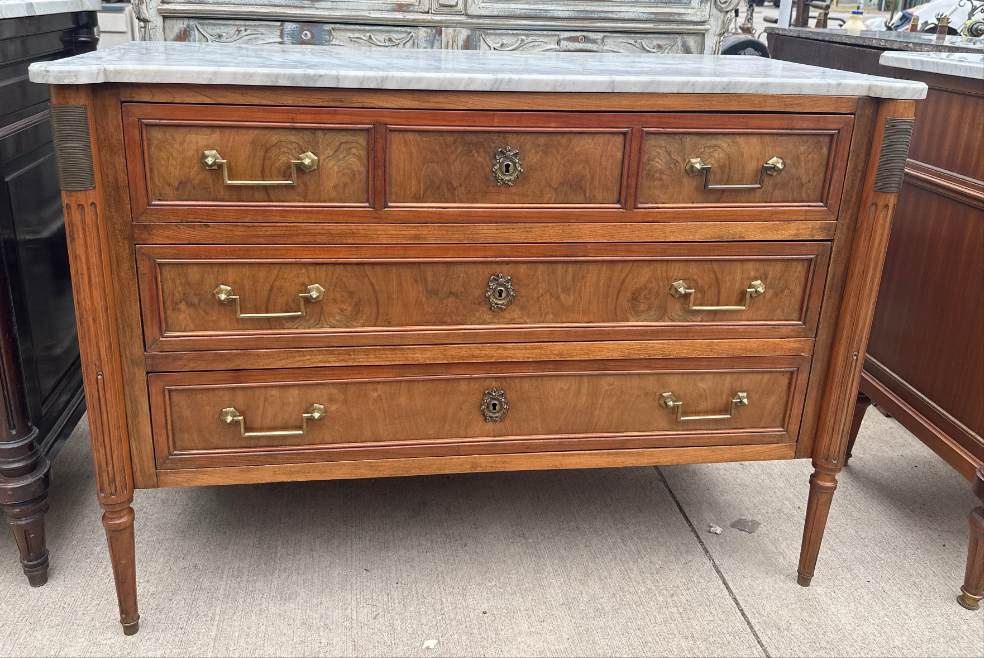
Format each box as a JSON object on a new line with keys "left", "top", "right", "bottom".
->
{"left": 492, "top": 146, "right": 523, "bottom": 186}
{"left": 669, "top": 279, "right": 765, "bottom": 311}
{"left": 659, "top": 392, "right": 749, "bottom": 421}
{"left": 685, "top": 156, "right": 784, "bottom": 190}
{"left": 213, "top": 283, "right": 325, "bottom": 319}
{"left": 200, "top": 149, "right": 318, "bottom": 186}
{"left": 481, "top": 388, "right": 509, "bottom": 422}
{"left": 220, "top": 403, "right": 326, "bottom": 437}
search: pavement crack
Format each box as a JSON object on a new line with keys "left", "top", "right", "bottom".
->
{"left": 654, "top": 466, "right": 771, "bottom": 658}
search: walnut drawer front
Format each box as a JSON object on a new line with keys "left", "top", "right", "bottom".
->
{"left": 136, "top": 243, "right": 830, "bottom": 351}
{"left": 148, "top": 357, "right": 811, "bottom": 470}
{"left": 637, "top": 114, "right": 853, "bottom": 216}
{"left": 386, "top": 127, "right": 627, "bottom": 206}
{"left": 123, "top": 105, "right": 371, "bottom": 211}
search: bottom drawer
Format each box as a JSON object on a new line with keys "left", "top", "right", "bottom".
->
{"left": 149, "top": 357, "right": 811, "bottom": 470}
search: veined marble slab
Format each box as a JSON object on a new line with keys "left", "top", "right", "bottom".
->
{"left": 0, "top": 0, "right": 99, "bottom": 20}
{"left": 881, "top": 51, "right": 984, "bottom": 81}
{"left": 764, "top": 27, "right": 984, "bottom": 54}
{"left": 28, "top": 41, "right": 928, "bottom": 99}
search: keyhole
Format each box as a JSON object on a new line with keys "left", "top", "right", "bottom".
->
{"left": 503, "top": 163, "right": 511, "bottom": 174}
{"left": 490, "top": 401, "right": 499, "bottom": 412}
{"left": 496, "top": 287, "right": 505, "bottom": 299}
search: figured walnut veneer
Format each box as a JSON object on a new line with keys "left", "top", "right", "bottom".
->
{"left": 49, "top": 83, "right": 913, "bottom": 634}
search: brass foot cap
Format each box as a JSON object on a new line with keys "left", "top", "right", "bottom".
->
{"left": 26, "top": 569, "right": 48, "bottom": 588}
{"left": 797, "top": 573, "right": 812, "bottom": 587}
{"left": 957, "top": 589, "right": 982, "bottom": 611}
{"left": 122, "top": 618, "right": 140, "bottom": 636}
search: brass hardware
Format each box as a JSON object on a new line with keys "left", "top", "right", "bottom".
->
{"left": 873, "top": 118, "right": 914, "bottom": 193}
{"left": 200, "top": 149, "right": 318, "bottom": 186}
{"left": 685, "top": 156, "right": 785, "bottom": 189}
{"left": 492, "top": 146, "right": 523, "bottom": 186}
{"left": 658, "top": 391, "right": 749, "bottom": 421}
{"left": 481, "top": 388, "right": 509, "bottom": 422}
{"left": 214, "top": 283, "right": 325, "bottom": 318}
{"left": 958, "top": 585, "right": 983, "bottom": 610}
{"left": 220, "top": 403, "right": 326, "bottom": 437}
{"left": 669, "top": 279, "right": 765, "bottom": 311}
{"left": 49, "top": 105, "right": 95, "bottom": 191}
{"left": 486, "top": 273, "right": 516, "bottom": 310}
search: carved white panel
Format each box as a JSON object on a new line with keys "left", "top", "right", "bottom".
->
{"left": 163, "top": 19, "right": 441, "bottom": 48}
{"left": 159, "top": 0, "right": 431, "bottom": 15}
{"left": 466, "top": 0, "right": 711, "bottom": 22}
{"left": 475, "top": 29, "right": 704, "bottom": 54}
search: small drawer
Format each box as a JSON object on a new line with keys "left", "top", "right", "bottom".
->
{"left": 637, "top": 114, "right": 853, "bottom": 216}
{"left": 136, "top": 242, "right": 830, "bottom": 351}
{"left": 386, "top": 127, "right": 628, "bottom": 207}
{"left": 123, "top": 104, "right": 372, "bottom": 216}
{"left": 148, "top": 357, "right": 811, "bottom": 469}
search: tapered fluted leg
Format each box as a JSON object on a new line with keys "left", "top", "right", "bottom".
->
{"left": 103, "top": 505, "right": 139, "bottom": 634}
{"left": 844, "top": 393, "right": 872, "bottom": 466}
{"left": 958, "top": 467, "right": 984, "bottom": 610}
{"left": 797, "top": 463, "right": 840, "bottom": 587}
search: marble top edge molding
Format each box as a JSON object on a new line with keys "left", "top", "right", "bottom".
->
{"left": 880, "top": 51, "right": 984, "bottom": 80}
{"left": 28, "top": 41, "right": 928, "bottom": 99}
{"left": 764, "top": 27, "right": 984, "bottom": 54}
{"left": 0, "top": 0, "right": 100, "bottom": 20}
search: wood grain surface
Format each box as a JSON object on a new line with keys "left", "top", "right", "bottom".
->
{"left": 148, "top": 356, "right": 810, "bottom": 469}
{"left": 386, "top": 128, "right": 627, "bottom": 206}
{"left": 136, "top": 242, "right": 830, "bottom": 350}
{"left": 141, "top": 123, "right": 371, "bottom": 205}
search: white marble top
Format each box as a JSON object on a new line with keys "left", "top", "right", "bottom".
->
{"left": 0, "top": 0, "right": 99, "bottom": 19}
{"left": 28, "top": 41, "right": 928, "bottom": 99}
{"left": 880, "top": 51, "right": 984, "bottom": 81}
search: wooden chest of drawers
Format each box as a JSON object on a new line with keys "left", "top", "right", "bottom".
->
{"left": 30, "top": 42, "right": 924, "bottom": 635}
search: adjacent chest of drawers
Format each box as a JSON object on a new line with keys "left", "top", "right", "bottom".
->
{"left": 35, "top": 46, "right": 920, "bottom": 634}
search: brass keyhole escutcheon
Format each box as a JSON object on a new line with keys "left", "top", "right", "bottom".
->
{"left": 492, "top": 146, "right": 523, "bottom": 186}
{"left": 486, "top": 273, "right": 516, "bottom": 310}
{"left": 481, "top": 388, "right": 509, "bottom": 422}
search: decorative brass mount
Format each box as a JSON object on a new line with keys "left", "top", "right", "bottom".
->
{"left": 481, "top": 388, "right": 509, "bottom": 422}
{"left": 200, "top": 149, "right": 318, "bottom": 186}
{"left": 214, "top": 283, "right": 325, "bottom": 318}
{"left": 486, "top": 273, "right": 516, "bottom": 310}
{"left": 669, "top": 279, "right": 765, "bottom": 311}
{"left": 658, "top": 392, "right": 749, "bottom": 421}
{"left": 685, "top": 156, "right": 784, "bottom": 190}
{"left": 220, "top": 403, "right": 326, "bottom": 437}
{"left": 492, "top": 146, "right": 523, "bottom": 186}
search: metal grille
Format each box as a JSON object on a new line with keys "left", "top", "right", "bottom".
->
{"left": 873, "top": 117, "right": 914, "bottom": 194}
{"left": 49, "top": 105, "right": 95, "bottom": 191}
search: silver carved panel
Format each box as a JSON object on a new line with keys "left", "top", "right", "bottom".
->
{"left": 164, "top": 19, "right": 441, "bottom": 48}
{"left": 475, "top": 29, "right": 703, "bottom": 54}
{"left": 466, "top": 0, "right": 711, "bottom": 22}
{"left": 138, "top": 0, "right": 734, "bottom": 53}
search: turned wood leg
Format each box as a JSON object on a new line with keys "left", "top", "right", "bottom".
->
{"left": 958, "top": 467, "right": 984, "bottom": 610}
{"left": 0, "top": 457, "right": 51, "bottom": 586}
{"left": 844, "top": 393, "right": 872, "bottom": 466}
{"left": 2, "top": 492, "right": 50, "bottom": 587}
{"left": 797, "top": 463, "right": 840, "bottom": 587}
{"left": 102, "top": 505, "right": 139, "bottom": 634}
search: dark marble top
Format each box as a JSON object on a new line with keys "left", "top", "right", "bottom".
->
{"left": 764, "top": 27, "right": 984, "bottom": 53}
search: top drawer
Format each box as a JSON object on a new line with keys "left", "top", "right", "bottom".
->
{"left": 123, "top": 104, "right": 853, "bottom": 223}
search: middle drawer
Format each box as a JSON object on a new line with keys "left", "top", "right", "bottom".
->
{"left": 137, "top": 242, "right": 830, "bottom": 351}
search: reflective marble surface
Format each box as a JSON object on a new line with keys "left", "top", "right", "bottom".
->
{"left": 881, "top": 51, "right": 984, "bottom": 80}
{"left": 29, "top": 41, "right": 928, "bottom": 99}
{"left": 0, "top": 0, "right": 100, "bottom": 19}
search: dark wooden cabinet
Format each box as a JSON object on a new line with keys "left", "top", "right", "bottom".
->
{"left": 0, "top": 9, "right": 97, "bottom": 586}
{"left": 769, "top": 28, "right": 984, "bottom": 610}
